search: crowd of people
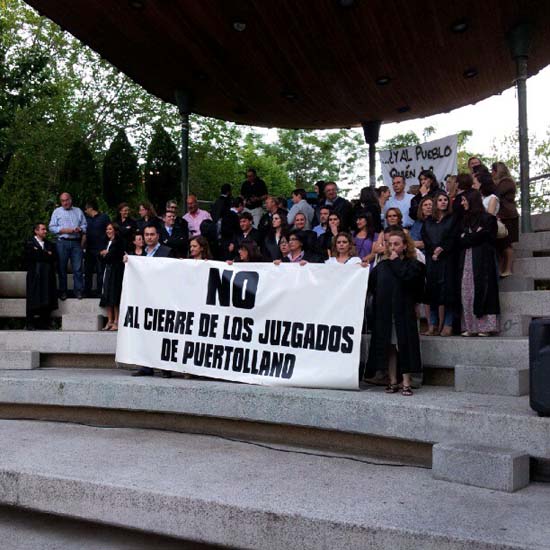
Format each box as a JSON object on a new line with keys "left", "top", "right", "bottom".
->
{"left": 25, "top": 161, "right": 519, "bottom": 393}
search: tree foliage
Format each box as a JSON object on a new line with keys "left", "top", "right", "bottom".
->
{"left": 61, "top": 140, "right": 100, "bottom": 206}
{"left": 145, "top": 125, "right": 180, "bottom": 211}
{"left": 102, "top": 129, "right": 139, "bottom": 208}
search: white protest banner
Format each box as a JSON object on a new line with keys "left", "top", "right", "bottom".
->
{"left": 379, "top": 134, "right": 458, "bottom": 191}
{"left": 116, "top": 257, "right": 369, "bottom": 390}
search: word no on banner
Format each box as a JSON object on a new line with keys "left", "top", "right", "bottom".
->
{"left": 116, "top": 257, "right": 369, "bottom": 390}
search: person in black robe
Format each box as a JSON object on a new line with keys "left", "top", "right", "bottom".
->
{"left": 114, "top": 202, "right": 138, "bottom": 251}
{"left": 421, "top": 191, "right": 459, "bottom": 336}
{"left": 458, "top": 190, "right": 500, "bottom": 336}
{"left": 25, "top": 222, "right": 58, "bottom": 330}
{"left": 364, "top": 229, "right": 425, "bottom": 396}
{"left": 99, "top": 222, "right": 125, "bottom": 331}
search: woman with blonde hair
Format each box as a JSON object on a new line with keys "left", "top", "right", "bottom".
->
{"left": 364, "top": 229, "right": 425, "bottom": 396}
{"left": 492, "top": 161, "right": 518, "bottom": 277}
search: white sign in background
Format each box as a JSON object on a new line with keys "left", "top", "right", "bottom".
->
{"left": 379, "top": 134, "right": 458, "bottom": 191}
{"left": 116, "top": 257, "right": 369, "bottom": 390}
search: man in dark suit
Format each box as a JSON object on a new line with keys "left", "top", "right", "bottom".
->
{"left": 210, "top": 183, "right": 232, "bottom": 223}
{"left": 232, "top": 212, "right": 261, "bottom": 257}
{"left": 25, "top": 222, "right": 58, "bottom": 330}
{"left": 321, "top": 181, "right": 353, "bottom": 231}
{"left": 160, "top": 211, "right": 188, "bottom": 258}
{"left": 220, "top": 197, "right": 243, "bottom": 260}
{"left": 132, "top": 223, "right": 174, "bottom": 378}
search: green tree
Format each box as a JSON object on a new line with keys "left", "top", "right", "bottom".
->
{"left": 381, "top": 131, "right": 420, "bottom": 150}
{"left": 102, "top": 129, "right": 139, "bottom": 208}
{"left": 145, "top": 125, "right": 181, "bottom": 211}
{"left": 0, "top": 149, "right": 54, "bottom": 270}
{"left": 60, "top": 139, "right": 100, "bottom": 206}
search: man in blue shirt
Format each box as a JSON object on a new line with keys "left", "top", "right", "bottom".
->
{"left": 383, "top": 176, "right": 414, "bottom": 229}
{"left": 49, "top": 192, "right": 87, "bottom": 300}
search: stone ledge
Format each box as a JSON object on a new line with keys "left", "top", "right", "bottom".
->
{"left": 61, "top": 315, "right": 103, "bottom": 332}
{"left": 0, "top": 369, "right": 548, "bottom": 459}
{"left": 433, "top": 442, "right": 530, "bottom": 492}
{"left": 0, "top": 351, "right": 39, "bottom": 370}
{"left": 455, "top": 365, "right": 529, "bottom": 396}
{"left": 0, "top": 299, "right": 106, "bottom": 318}
{"left": 513, "top": 257, "right": 550, "bottom": 279}
{"left": 0, "top": 419, "right": 548, "bottom": 549}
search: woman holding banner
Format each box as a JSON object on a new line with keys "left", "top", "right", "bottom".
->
{"left": 365, "top": 229, "right": 425, "bottom": 396}
{"left": 325, "top": 232, "right": 362, "bottom": 265}
{"left": 189, "top": 236, "right": 212, "bottom": 260}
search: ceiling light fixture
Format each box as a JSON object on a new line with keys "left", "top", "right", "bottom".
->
{"left": 396, "top": 105, "right": 411, "bottom": 113}
{"left": 129, "top": 0, "right": 145, "bottom": 9}
{"left": 281, "top": 91, "right": 298, "bottom": 101}
{"left": 376, "top": 76, "right": 391, "bottom": 86}
{"left": 463, "top": 67, "right": 478, "bottom": 78}
{"left": 232, "top": 21, "right": 247, "bottom": 32}
{"left": 451, "top": 18, "right": 469, "bottom": 33}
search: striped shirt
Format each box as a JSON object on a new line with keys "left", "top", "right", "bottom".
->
{"left": 49, "top": 206, "right": 87, "bottom": 239}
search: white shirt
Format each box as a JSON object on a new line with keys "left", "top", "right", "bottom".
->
{"left": 482, "top": 194, "right": 500, "bottom": 216}
{"left": 324, "top": 256, "right": 362, "bottom": 265}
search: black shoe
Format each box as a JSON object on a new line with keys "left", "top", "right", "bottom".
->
{"left": 75, "top": 291, "right": 83, "bottom": 300}
{"left": 131, "top": 368, "right": 154, "bottom": 377}
{"left": 59, "top": 292, "right": 68, "bottom": 301}
{"left": 161, "top": 370, "right": 172, "bottom": 379}
{"left": 26, "top": 325, "right": 36, "bottom": 331}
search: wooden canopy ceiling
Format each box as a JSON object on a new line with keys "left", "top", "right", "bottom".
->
{"left": 27, "top": 0, "right": 550, "bottom": 129}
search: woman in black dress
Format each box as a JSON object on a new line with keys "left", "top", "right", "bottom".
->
{"left": 262, "top": 212, "right": 289, "bottom": 261}
{"left": 100, "top": 222, "right": 125, "bottom": 331}
{"left": 421, "top": 191, "right": 458, "bottom": 336}
{"left": 115, "top": 202, "right": 137, "bottom": 251}
{"left": 365, "top": 229, "right": 425, "bottom": 396}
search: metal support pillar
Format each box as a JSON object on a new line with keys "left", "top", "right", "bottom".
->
{"left": 361, "top": 120, "right": 382, "bottom": 187}
{"left": 508, "top": 23, "right": 533, "bottom": 233}
{"left": 175, "top": 90, "right": 192, "bottom": 213}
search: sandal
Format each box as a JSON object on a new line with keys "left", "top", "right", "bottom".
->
{"left": 109, "top": 324, "right": 118, "bottom": 331}
{"left": 385, "top": 383, "right": 399, "bottom": 394}
{"left": 401, "top": 385, "right": 414, "bottom": 396}
{"left": 439, "top": 326, "right": 453, "bottom": 337}
{"left": 477, "top": 332, "right": 490, "bottom": 337}
{"left": 421, "top": 327, "right": 439, "bottom": 336}
{"left": 461, "top": 331, "right": 474, "bottom": 337}
{"left": 102, "top": 323, "right": 113, "bottom": 331}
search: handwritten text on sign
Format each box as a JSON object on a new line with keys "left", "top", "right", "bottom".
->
{"left": 379, "top": 134, "right": 458, "bottom": 190}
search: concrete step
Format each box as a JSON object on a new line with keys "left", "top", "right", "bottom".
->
{"left": 0, "top": 331, "right": 528, "bottom": 372}
{"left": 0, "top": 330, "right": 116, "bottom": 354}
{"left": 513, "top": 256, "right": 550, "bottom": 279}
{"left": 531, "top": 212, "right": 550, "bottom": 232}
{"left": 0, "top": 298, "right": 105, "bottom": 318}
{"left": 418, "top": 335, "right": 528, "bottom": 369}
{"left": 0, "top": 506, "right": 194, "bottom": 550}
{"left": 0, "top": 272, "right": 95, "bottom": 298}
{"left": 499, "top": 274, "right": 535, "bottom": 292}
{"left": 0, "top": 418, "right": 549, "bottom": 549}
{"left": 500, "top": 291, "right": 550, "bottom": 316}
{"left": 517, "top": 230, "right": 550, "bottom": 250}
{"left": 0, "top": 369, "right": 548, "bottom": 461}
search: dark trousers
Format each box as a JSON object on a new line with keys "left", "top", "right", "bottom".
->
{"left": 26, "top": 308, "right": 51, "bottom": 329}
{"left": 84, "top": 249, "right": 105, "bottom": 296}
